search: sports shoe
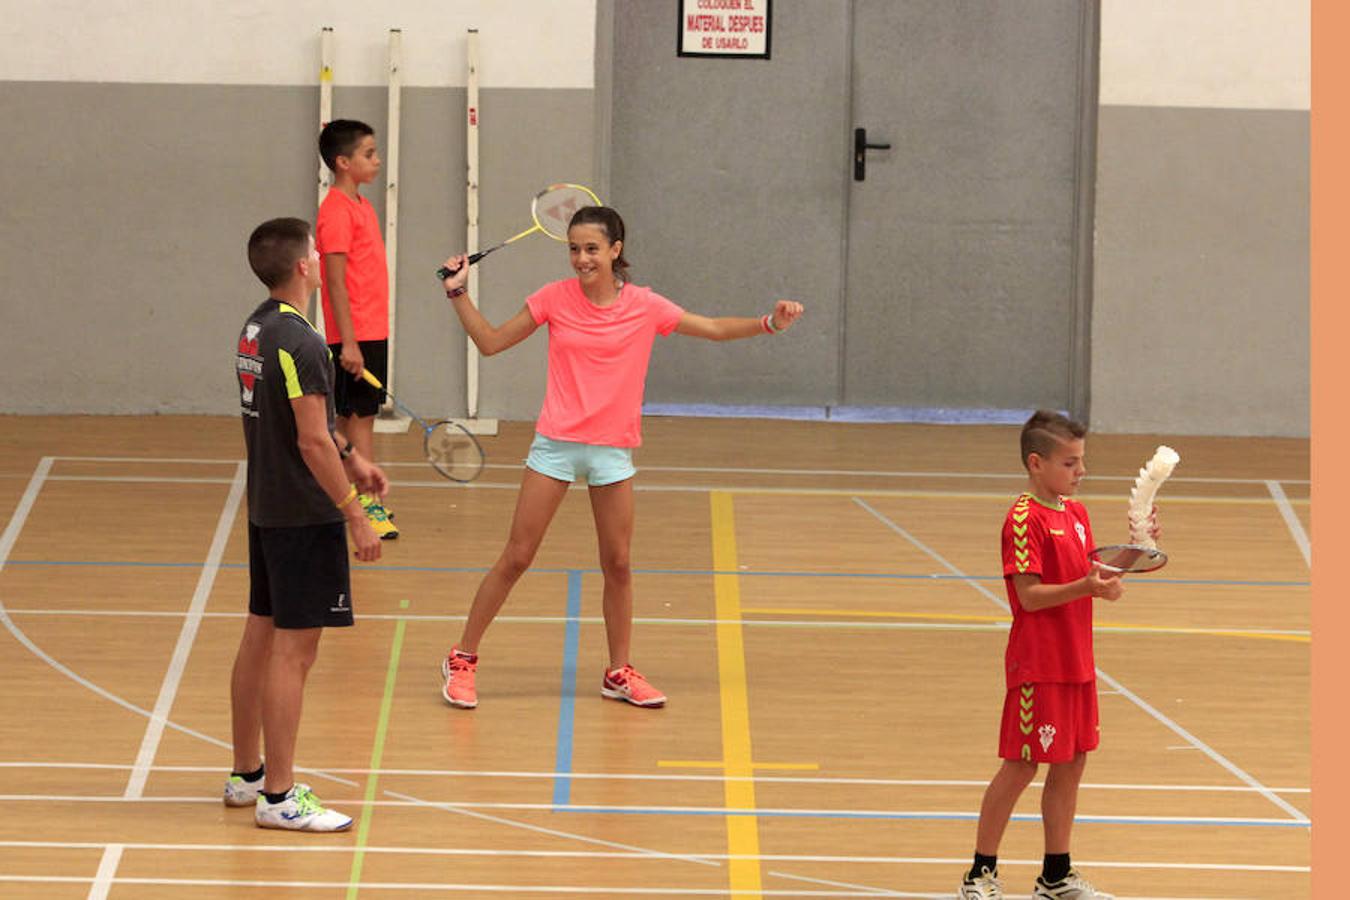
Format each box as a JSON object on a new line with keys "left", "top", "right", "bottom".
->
{"left": 1032, "top": 869, "right": 1114, "bottom": 899}
{"left": 601, "top": 664, "right": 666, "bottom": 707}
{"left": 360, "top": 494, "right": 399, "bottom": 540}
{"left": 441, "top": 646, "right": 478, "bottom": 708}
{"left": 254, "top": 784, "right": 352, "bottom": 832}
{"left": 223, "top": 771, "right": 263, "bottom": 807}
{"left": 959, "top": 866, "right": 1003, "bottom": 899}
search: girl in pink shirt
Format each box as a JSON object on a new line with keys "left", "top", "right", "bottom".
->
{"left": 436, "top": 206, "right": 803, "bottom": 710}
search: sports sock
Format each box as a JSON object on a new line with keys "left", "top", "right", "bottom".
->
{"left": 231, "top": 764, "right": 264, "bottom": 782}
{"left": 453, "top": 648, "right": 477, "bottom": 661}
{"left": 1042, "top": 852, "right": 1071, "bottom": 883}
{"left": 969, "top": 852, "right": 998, "bottom": 880}
{"left": 262, "top": 788, "right": 292, "bottom": 805}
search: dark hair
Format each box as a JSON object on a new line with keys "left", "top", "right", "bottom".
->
{"left": 1020, "top": 409, "right": 1088, "bottom": 467}
{"left": 568, "top": 206, "right": 630, "bottom": 280}
{"left": 319, "top": 119, "right": 375, "bottom": 172}
{"left": 247, "top": 218, "right": 312, "bottom": 289}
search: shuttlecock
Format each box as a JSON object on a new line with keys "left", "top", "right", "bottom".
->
{"left": 1128, "top": 445, "right": 1179, "bottom": 549}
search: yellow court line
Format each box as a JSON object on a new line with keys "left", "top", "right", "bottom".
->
{"left": 741, "top": 607, "right": 1309, "bottom": 643}
{"left": 658, "top": 760, "right": 820, "bottom": 771}
{"left": 710, "top": 491, "right": 761, "bottom": 896}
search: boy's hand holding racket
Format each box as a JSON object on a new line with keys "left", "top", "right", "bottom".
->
{"left": 769, "top": 300, "right": 804, "bottom": 333}
{"left": 1085, "top": 562, "right": 1124, "bottom": 601}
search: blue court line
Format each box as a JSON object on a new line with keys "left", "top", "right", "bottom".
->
{"left": 0, "top": 560, "right": 1308, "bottom": 588}
{"left": 553, "top": 806, "right": 1308, "bottom": 828}
{"left": 552, "top": 571, "right": 583, "bottom": 807}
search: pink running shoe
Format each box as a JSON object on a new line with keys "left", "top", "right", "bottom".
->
{"left": 441, "top": 647, "right": 478, "bottom": 709}
{"left": 601, "top": 664, "right": 666, "bottom": 707}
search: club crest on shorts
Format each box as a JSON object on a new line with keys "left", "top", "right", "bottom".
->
{"left": 330, "top": 592, "right": 347, "bottom": 614}
{"left": 1038, "top": 723, "right": 1057, "bottom": 753}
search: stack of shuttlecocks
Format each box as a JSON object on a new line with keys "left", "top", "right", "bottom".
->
{"left": 1128, "top": 446, "right": 1180, "bottom": 549}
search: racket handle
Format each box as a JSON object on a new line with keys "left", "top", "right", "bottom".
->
{"left": 436, "top": 250, "right": 490, "bottom": 280}
{"left": 359, "top": 368, "right": 384, "bottom": 389}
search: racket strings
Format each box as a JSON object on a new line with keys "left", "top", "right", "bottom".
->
{"left": 425, "top": 422, "right": 485, "bottom": 482}
{"left": 534, "top": 186, "right": 600, "bottom": 239}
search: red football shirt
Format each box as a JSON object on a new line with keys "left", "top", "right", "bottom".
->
{"left": 1001, "top": 492, "right": 1097, "bottom": 686}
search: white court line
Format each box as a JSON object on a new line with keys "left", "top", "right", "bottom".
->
{"left": 0, "top": 840, "right": 1308, "bottom": 872}
{"left": 86, "top": 843, "right": 122, "bottom": 900}
{"left": 0, "top": 794, "right": 1307, "bottom": 827}
{"left": 47, "top": 454, "right": 1307, "bottom": 484}
{"left": 851, "top": 497, "right": 1311, "bottom": 825}
{"left": 33, "top": 473, "right": 1302, "bottom": 505}
{"left": 0, "top": 761, "right": 1308, "bottom": 793}
{"left": 124, "top": 461, "right": 244, "bottom": 799}
{"left": 1266, "top": 480, "right": 1311, "bottom": 568}
{"left": 0, "top": 876, "right": 1270, "bottom": 898}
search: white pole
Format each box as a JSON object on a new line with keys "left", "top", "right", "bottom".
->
{"left": 314, "top": 26, "right": 333, "bottom": 335}
{"left": 383, "top": 28, "right": 402, "bottom": 416}
{"left": 466, "top": 28, "right": 481, "bottom": 421}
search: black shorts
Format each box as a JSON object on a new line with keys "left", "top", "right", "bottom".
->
{"left": 248, "top": 521, "right": 354, "bottom": 629}
{"left": 329, "top": 339, "right": 388, "bottom": 418}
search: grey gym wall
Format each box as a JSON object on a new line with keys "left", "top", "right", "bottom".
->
{"left": 608, "top": 1, "right": 1096, "bottom": 416}
{"left": 0, "top": 4, "right": 593, "bottom": 419}
{"left": 1090, "top": 0, "right": 1308, "bottom": 437}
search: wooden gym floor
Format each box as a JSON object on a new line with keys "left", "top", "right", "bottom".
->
{"left": 0, "top": 415, "right": 1309, "bottom": 898}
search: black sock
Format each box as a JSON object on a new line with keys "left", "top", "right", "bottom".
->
{"left": 969, "top": 853, "right": 998, "bottom": 879}
{"left": 231, "top": 764, "right": 264, "bottom": 782}
{"left": 1042, "top": 852, "right": 1071, "bottom": 883}
{"left": 262, "top": 787, "right": 292, "bottom": 805}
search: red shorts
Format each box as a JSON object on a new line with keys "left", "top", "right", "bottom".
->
{"left": 999, "top": 681, "right": 1099, "bottom": 763}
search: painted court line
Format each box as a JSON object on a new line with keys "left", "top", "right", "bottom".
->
{"left": 710, "top": 491, "right": 763, "bottom": 894}
{"left": 0, "top": 876, "right": 1271, "bottom": 898}
{"left": 86, "top": 843, "right": 122, "bottom": 900}
{"left": 0, "top": 761, "right": 1309, "bottom": 794}
{"left": 553, "top": 571, "right": 583, "bottom": 806}
{"left": 0, "top": 607, "right": 1311, "bottom": 642}
{"left": 347, "top": 601, "right": 409, "bottom": 899}
{"left": 50, "top": 453, "right": 1308, "bottom": 485}
{"left": 851, "top": 497, "right": 1311, "bottom": 825}
{"left": 0, "top": 840, "right": 1309, "bottom": 872}
{"left": 124, "top": 460, "right": 245, "bottom": 800}
{"left": 1266, "top": 480, "right": 1311, "bottom": 568}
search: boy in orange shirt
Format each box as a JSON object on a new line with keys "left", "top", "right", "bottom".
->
{"left": 316, "top": 119, "right": 396, "bottom": 538}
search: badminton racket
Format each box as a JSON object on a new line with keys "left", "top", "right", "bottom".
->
{"left": 359, "top": 370, "right": 485, "bottom": 483}
{"left": 437, "top": 182, "right": 601, "bottom": 277}
{"left": 1087, "top": 544, "right": 1168, "bottom": 574}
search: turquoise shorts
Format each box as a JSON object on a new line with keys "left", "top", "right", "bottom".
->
{"left": 526, "top": 433, "right": 636, "bottom": 486}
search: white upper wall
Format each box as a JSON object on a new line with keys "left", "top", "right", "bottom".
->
{"left": 0, "top": 0, "right": 595, "bottom": 88}
{"left": 1100, "top": 0, "right": 1309, "bottom": 110}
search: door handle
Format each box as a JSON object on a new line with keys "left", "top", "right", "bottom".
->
{"left": 853, "top": 127, "right": 891, "bottom": 182}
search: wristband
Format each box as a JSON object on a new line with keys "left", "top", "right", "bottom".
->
{"left": 761, "top": 313, "right": 780, "bottom": 335}
{"left": 446, "top": 286, "right": 467, "bottom": 299}
{"left": 338, "top": 439, "right": 354, "bottom": 460}
{"left": 336, "top": 484, "right": 358, "bottom": 510}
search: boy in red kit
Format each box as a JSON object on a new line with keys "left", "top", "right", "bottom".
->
{"left": 317, "top": 119, "right": 397, "bottom": 539}
{"left": 958, "top": 410, "right": 1159, "bottom": 900}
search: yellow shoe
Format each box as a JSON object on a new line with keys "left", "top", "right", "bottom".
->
{"left": 359, "top": 494, "right": 399, "bottom": 540}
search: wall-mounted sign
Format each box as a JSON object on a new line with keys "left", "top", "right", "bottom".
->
{"left": 677, "top": 0, "right": 771, "bottom": 59}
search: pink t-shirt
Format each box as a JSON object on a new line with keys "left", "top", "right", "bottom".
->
{"left": 526, "top": 279, "right": 685, "bottom": 447}
{"left": 316, "top": 188, "right": 389, "bottom": 343}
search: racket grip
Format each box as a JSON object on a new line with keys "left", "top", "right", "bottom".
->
{"left": 359, "top": 369, "right": 383, "bottom": 389}
{"left": 436, "top": 251, "right": 487, "bottom": 280}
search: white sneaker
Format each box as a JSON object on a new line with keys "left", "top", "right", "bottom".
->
{"left": 255, "top": 784, "right": 352, "bottom": 832}
{"left": 1032, "top": 869, "right": 1114, "bottom": 899}
{"left": 223, "top": 772, "right": 263, "bottom": 807}
{"left": 959, "top": 866, "right": 1004, "bottom": 899}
